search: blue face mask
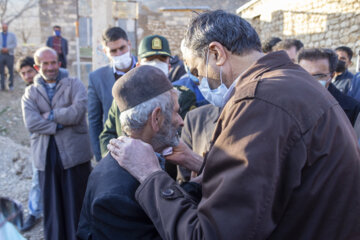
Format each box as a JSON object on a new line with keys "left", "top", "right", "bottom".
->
{"left": 318, "top": 78, "right": 331, "bottom": 88}
{"left": 198, "top": 49, "right": 229, "bottom": 107}
{"left": 54, "top": 30, "right": 61, "bottom": 37}
{"left": 185, "top": 65, "right": 199, "bottom": 83}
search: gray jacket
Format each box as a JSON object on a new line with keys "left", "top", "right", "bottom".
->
{"left": 21, "top": 73, "right": 92, "bottom": 170}
{"left": 0, "top": 32, "right": 17, "bottom": 55}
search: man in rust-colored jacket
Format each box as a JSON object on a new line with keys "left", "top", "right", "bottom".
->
{"left": 108, "top": 10, "right": 360, "bottom": 239}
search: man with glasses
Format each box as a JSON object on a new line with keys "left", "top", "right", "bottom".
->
{"left": 298, "top": 48, "right": 360, "bottom": 126}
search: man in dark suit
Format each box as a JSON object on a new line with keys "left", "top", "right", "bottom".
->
{"left": 88, "top": 27, "right": 137, "bottom": 161}
{"left": 177, "top": 104, "right": 220, "bottom": 182}
{"left": 77, "top": 66, "right": 184, "bottom": 239}
{"left": 46, "top": 25, "right": 68, "bottom": 68}
{"left": 298, "top": 48, "right": 360, "bottom": 126}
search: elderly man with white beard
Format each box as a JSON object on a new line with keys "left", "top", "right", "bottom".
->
{"left": 77, "top": 65, "right": 184, "bottom": 239}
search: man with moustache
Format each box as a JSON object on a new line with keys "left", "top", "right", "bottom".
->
{"left": 21, "top": 47, "right": 92, "bottom": 240}
{"left": 77, "top": 66, "right": 184, "bottom": 239}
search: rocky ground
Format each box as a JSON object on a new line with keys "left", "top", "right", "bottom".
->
{"left": 0, "top": 76, "right": 44, "bottom": 239}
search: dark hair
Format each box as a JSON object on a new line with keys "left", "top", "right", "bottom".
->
{"left": 335, "top": 46, "right": 353, "bottom": 60}
{"left": 297, "top": 48, "right": 338, "bottom": 74}
{"left": 102, "top": 27, "right": 128, "bottom": 46}
{"left": 262, "top": 37, "right": 282, "bottom": 53}
{"left": 274, "top": 39, "right": 304, "bottom": 51}
{"left": 53, "top": 25, "right": 61, "bottom": 30}
{"left": 183, "top": 10, "right": 262, "bottom": 58}
{"left": 16, "top": 56, "right": 35, "bottom": 71}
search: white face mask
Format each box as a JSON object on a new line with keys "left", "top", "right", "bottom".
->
{"left": 141, "top": 59, "right": 169, "bottom": 76}
{"left": 112, "top": 51, "right": 132, "bottom": 70}
{"left": 318, "top": 77, "right": 332, "bottom": 88}
{"left": 198, "top": 49, "right": 229, "bottom": 107}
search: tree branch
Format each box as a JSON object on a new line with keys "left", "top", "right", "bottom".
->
{"left": 2, "top": 0, "right": 38, "bottom": 25}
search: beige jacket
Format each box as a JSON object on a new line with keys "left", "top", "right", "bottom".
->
{"left": 21, "top": 74, "right": 92, "bottom": 170}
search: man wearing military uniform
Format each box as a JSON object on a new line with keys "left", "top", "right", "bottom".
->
{"left": 99, "top": 35, "right": 196, "bottom": 180}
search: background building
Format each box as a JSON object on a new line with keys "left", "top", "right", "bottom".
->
{"left": 237, "top": 0, "right": 360, "bottom": 72}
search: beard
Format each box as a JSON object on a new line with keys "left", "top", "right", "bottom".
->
{"left": 151, "top": 113, "right": 180, "bottom": 152}
{"left": 41, "top": 69, "right": 59, "bottom": 81}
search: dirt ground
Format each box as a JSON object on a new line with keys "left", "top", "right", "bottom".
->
{"left": 0, "top": 75, "right": 44, "bottom": 239}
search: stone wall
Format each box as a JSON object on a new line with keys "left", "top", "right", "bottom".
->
{"left": 137, "top": 0, "right": 249, "bottom": 58}
{"left": 238, "top": 0, "right": 360, "bottom": 72}
{"left": 137, "top": 6, "right": 193, "bottom": 58}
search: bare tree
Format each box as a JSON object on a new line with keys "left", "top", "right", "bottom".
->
{"left": 0, "top": 0, "right": 38, "bottom": 25}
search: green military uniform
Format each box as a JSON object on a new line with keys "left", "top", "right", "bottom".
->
{"left": 99, "top": 99, "right": 122, "bottom": 157}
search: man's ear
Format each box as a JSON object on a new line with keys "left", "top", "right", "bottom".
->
{"left": 150, "top": 107, "right": 162, "bottom": 132}
{"left": 208, "top": 41, "right": 227, "bottom": 66}
{"left": 33, "top": 65, "right": 40, "bottom": 72}
{"left": 58, "top": 62, "right": 62, "bottom": 68}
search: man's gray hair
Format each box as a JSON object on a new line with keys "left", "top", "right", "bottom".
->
{"left": 34, "top": 47, "right": 58, "bottom": 65}
{"left": 183, "top": 10, "right": 262, "bottom": 58}
{"left": 120, "top": 90, "right": 175, "bottom": 135}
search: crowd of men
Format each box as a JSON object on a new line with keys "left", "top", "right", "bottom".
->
{"left": 1, "top": 9, "right": 359, "bottom": 240}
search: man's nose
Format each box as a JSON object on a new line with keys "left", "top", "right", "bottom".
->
{"left": 178, "top": 114, "right": 184, "bottom": 127}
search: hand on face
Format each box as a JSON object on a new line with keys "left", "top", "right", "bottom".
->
{"left": 165, "top": 140, "right": 203, "bottom": 173}
{"left": 107, "top": 136, "right": 162, "bottom": 183}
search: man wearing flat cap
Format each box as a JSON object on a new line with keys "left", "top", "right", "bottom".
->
{"left": 77, "top": 65, "right": 184, "bottom": 239}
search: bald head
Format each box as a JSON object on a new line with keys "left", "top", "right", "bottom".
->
{"left": 34, "top": 47, "right": 58, "bottom": 65}
{"left": 33, "top": 47, "right": 60, "bottom": 82}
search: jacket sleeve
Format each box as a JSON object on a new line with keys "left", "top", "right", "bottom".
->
{"left": 348, "top": 73, "right": 360, "bottom": 101}
{"left": 63, "top": 38, "right": 68, "bottom": 56}
{"left": 52, "top": 78, "right": 87, "bottom": 125}
{"left": 88, "top": 73, "right": 103, "bottom": 161}
{"left": 135, "top": 99, "right": 304, "bottom": 240}
{"left": 99, "top": 100, "right": 119, "bottom": 158}
{"left": 7, "top": 33, "right": 17, "bottom": 50}
{"left": 21, "top": 88, "right": 57, "bottom": 135}
{"left": 46, "top": 37, "right": 51, "bottom": 47}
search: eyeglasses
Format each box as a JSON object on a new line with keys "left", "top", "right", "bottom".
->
{"left": 311, "top": 73, "right": 331, "bottom": 81}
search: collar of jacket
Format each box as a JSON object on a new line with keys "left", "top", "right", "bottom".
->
{"left": 232, "top": 51, "right": 293, "bottom": 101}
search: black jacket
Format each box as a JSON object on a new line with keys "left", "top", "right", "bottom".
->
{"left": 77, "top": 154, "right": 161, "bottom": 240}
{"left": 328, "top": 83, "right": 360, "bottom": 126}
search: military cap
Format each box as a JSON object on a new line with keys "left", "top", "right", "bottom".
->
{"left": 138, "top": 35, "right": 171, "bottom": 59}
{"left": 112, "top": 65, "right": 173, "bottom": 112}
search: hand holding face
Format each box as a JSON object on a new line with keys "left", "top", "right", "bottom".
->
{"left": 165, "top": 140, "right": 203, "bottom": 173}
{"left": 107, "top": 136, "right": 162, "bottom": 183}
